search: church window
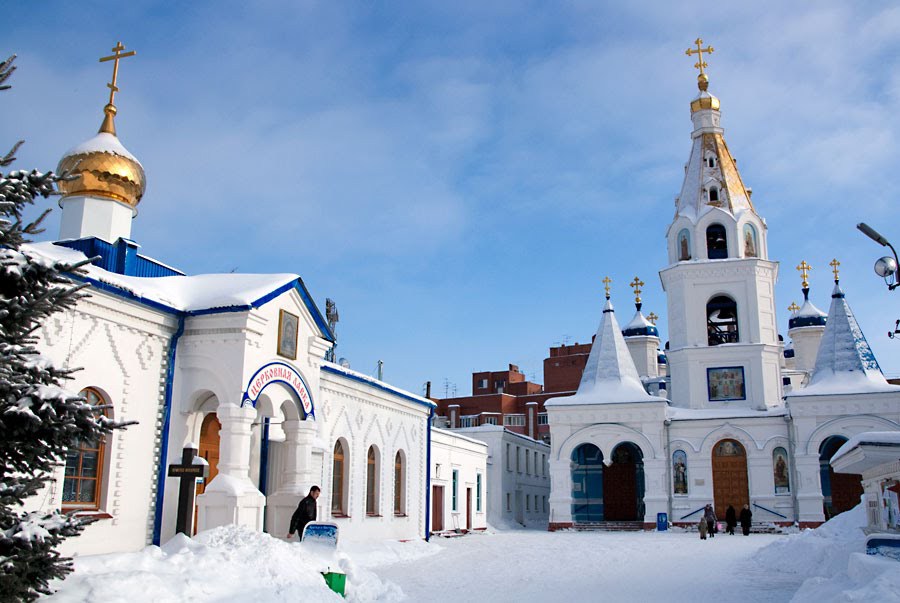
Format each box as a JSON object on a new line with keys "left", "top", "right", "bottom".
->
{"left": 526, "top": 495, "right": 530, "bottom": 512}
{"left": 452, "top": 469, "right": 459, "bottom": 511}
{"left": 366, "top": 445, "right": 380, "bottom": 516}
{"left": 516, "top": 447, "right": 521, "bottom": 472}
{"left": 706, "top": 296, "right": 739, "bottom": 345}
{"left": 743, "top": 223, "right": 758, "bottom": 258}
{"left": 506, "top": 443, "right": 512, "bottom": 471}
{"left": 62, "top": 387, "right": 108, "bottom": 510}
{"left": 672, "top": 450, "right": 688, "bottom": 495}
{"left": 476, "top": 474, "right": 483, "bottom": 512}
{"left": 506, "top": 493, "right": 511, "bottom": 512}
{"left": 526, "top": 450, "right": 531, "bottom": 475}
{"left": 677, "top": 229, "right": 692, "bottom": 261}
{"left": 394, "top": 450, "right": 405, "bottom": 516}
{"left": 706, "top": 224, "right": 728, "bottom": 259}
{"left": 773, "top": 447, "right": 790, "bottom": 494}
{"left": 707, "top": 156, "right": 717, "bottom": 168}
{"left": 708, "top": 186, "right": 720, "bottom": 202}
{"left": 332, "top": 440, "right": 347, "bottom": 515}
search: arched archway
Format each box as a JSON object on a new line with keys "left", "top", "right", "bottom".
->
{"left": 819, "top": 436, "right": 863, "bottom": 519}
{"left": 712, "top": 439, "right": 749, "bottom": 517}
{"left": 603, "top": 442, "right": 645, "bottom": 521}
{"left": 194, "top": 412, "right": 221, "bottom": 534}
{"left": 571, "top": 443, "right": 604, "bottom": 523}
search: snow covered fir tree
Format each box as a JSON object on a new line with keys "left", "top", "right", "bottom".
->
{"left": 0, "top": 55, "right": 125, "bottom": 602}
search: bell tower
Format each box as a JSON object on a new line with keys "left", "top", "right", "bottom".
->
{"left": 659, "top": 40, "right": 782, "bottom": 410}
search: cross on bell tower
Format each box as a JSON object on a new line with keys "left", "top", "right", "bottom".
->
{"left": 98, "top": 41, "right": 136, "bottom": 135}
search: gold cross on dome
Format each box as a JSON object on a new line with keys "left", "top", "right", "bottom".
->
{"left": 796, "top": 260, "right": 811, "bottom": 289}
{"left": 830, "top": 258, "right": 841, "bottom": 282}
{"left": 686, "top": 38, "right": 714, "bottom": 76}
{"left": 99, "top": 41, "right": 136, "bottom": 109}
{"left": 788, "top": 302, "right": 800, "bottom": 313}
{"left": 647, "top": 312, "right": 659, "bottom": 325}
{"left": 630, "top": 276, "right": 644, "bottom": 304}
{"left": 602, "top": 276, "right": 612, "bottom": 299}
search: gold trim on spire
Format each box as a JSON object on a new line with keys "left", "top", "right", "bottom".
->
{"left": 685, "top": 38, "right": 714, "bottom": 91}
{"left": 630, "top": 276, "right": 644, "bottom": 305}
{"left": 788, "top": 302, "right": 800, "bottom": 313}
{"left": 830, "top": 258, "right": 841, "bottom": 282}
{"left": 602, "top": 276, "right": 612, "bottom": 300}
{"left": 796, "top": 260, "right": 811, "bottom": 289}
{"left": 647, "top": 312, "right": 658, "bottom": 325}
{"left": 98, "top": 41, "right": 136, "bottom": 135}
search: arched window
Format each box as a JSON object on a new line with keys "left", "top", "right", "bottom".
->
{"left": 743, "top": 224, "right": 758, "bottom": 258}
{"left": 673, "top": 450, "right": 688, "bottom": 495}
{"left": 394, "top": 450, "right": 405, "bottom": 516}
{"left": 707, "top": 295, "right": 739, "bottom": 345}
{"left": 706, "top": 156, "right": 716, "bottom": 168}
{"left": 773, "top": 447, "right": 790, "bottom": 494}
{"left": 708, "top": 187, "right": 719, "bottom": 203}
{"left": 706, "top": 224, "right": 728, "bottom": 259}
{"left": 62, "top": 387, "right": 108, "bottom": 510}
{"left": 366, "top": 445, "right": 380, "bottom": 516}
{"left": 332, "top": 440, "right": 346, "bottom": 515}
{"left": 677, "top": 229, "right": 692, "bottom": 261}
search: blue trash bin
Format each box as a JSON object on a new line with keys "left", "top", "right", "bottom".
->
{"left": 656, "top": 512, "right": 668, "bottom": 531}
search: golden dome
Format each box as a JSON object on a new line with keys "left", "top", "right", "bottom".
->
{"left": 57, "top": 130, "right": 146, "bottom": 209}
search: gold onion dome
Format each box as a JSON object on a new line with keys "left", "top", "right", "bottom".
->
{"left": 58, "top": 42, "right": 145, "bottom": 210}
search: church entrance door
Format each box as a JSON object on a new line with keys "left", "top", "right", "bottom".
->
{"left": 195, "top": 413, "right": 221, "bottom": 534}
{"left": 712, "top": 439, "right": 749, "bottom": 518}
{"left": 432, "top": 486, "right": 444, "bottom": 532}
{"left": 571, "top": 443, "right": 604, "bottom": 522}
{"left": 819, "top": 436, "right": 863, "bottom": 519}
{"left": 603, "top": 443, "right": 644, "bottom": 521}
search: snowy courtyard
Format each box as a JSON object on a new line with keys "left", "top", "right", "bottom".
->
{"left": 46, "top": 504, "right": 899, "bottom": 603}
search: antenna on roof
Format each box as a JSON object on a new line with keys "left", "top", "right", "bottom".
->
{"left": 325, "top": 298, "right": 339, "bottom": 362}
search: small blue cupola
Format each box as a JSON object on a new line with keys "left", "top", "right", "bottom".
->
{"left": 622, "top": 276, "right": 659, "bottom": 338}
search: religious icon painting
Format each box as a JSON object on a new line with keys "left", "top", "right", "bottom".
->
{"left": 277, "top": 309, "right": 299, "bottom": 360}
{"left": 743, "top": 224, "right": 758, "bottom": 258}
{"left": 673, "top": 450, "right": 688, "bottom": 495}
{"left": 677, "top": 229, "right": 692, "bottom": 261}
{"left": 773, "top": 447, "right": 790, "bottom": 494}
{"left": 707, "top": 367, "right": 746, "bottom": 401}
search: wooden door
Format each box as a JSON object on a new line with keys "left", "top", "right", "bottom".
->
{"left": 432, "top": 486, "right": 444, "bottom": 532}
{"left": 194, "top": 413, "right": 221, "bottom": 533}
{"left": 603, "top": 462, "right": 637, "bottom": 520}
{"left": 712, "top": 439, "right": 749, "bottom": 518}
{"left": 466, "top": 488, "right": 472, "bottom": 531}
{"left": 829, "top": 470, "right": 863, "bottom": 516}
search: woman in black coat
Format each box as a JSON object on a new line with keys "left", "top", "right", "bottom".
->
{"left": 739, "top": 504, "right": 752, "bottom": 536}
{"left": 725, "top": 505, "right": 737, "bottom": 535}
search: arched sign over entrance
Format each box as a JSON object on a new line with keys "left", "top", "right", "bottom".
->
{"left": 242, "top": 362, "right": 315, "bottom": 419}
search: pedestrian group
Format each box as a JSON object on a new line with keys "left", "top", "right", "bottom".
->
{"left": 699, "top": 503, "right": 752, "bottom": 539}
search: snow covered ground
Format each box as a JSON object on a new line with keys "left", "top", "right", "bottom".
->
{"left": 46, "top": 505, "right": 899, "bottom": 602}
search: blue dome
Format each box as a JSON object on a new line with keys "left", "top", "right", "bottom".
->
{"left": 783, "top": 348, "right": 795, "bottom": 359}
{"left": 656, "top": 351, "right": 668, "bottom": 364}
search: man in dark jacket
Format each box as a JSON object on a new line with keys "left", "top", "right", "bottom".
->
{"left": 725, "top": 505, "right": 737, "bottom": 535}
{"left": 739, "top": 504, "right": 752, "bottom": 536}
{"left": 703, "top": 504, "right": 717, "bottom": 537}
{"left": 287, "top": 486, "right": 320, "bottom": 539}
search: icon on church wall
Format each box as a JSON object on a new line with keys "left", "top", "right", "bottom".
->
{"left": 773, "top": 446, "right": 790, "bottom": 494}
{"left": 677, "top": 229, "right": 692, "bottom": 261}
{"left": 707, "top": 367, "right": 746, "bottom": 401}
{"left": 673, "top": 450, "right": 688, "bottom": 495}
{"left": 743, "top": 224, "right": 758, "bottom": 258}
{"left": 277, "top": 309, "right": 299, "bottom": 360}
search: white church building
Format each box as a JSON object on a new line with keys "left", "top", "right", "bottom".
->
{"left": 546, "top": 55, "right": 900, "bottom": 530}
{"left": 25, "top": 45, "right": 486, "bottom": 556}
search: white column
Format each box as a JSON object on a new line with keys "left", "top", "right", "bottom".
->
{"left": 197, "top": 404, "right": 265, "bottom": 532}
{"left": 266, "top": 419, "right": 317, "bottom": 536}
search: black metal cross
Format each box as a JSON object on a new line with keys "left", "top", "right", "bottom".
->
{"left": 167, "top": 446, "right": 209, "bottom": 535}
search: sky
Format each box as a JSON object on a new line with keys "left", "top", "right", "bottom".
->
{"left": 4, "top": 1, "right": 900, "bottom": 397}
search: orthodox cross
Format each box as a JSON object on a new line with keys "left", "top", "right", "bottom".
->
{"left": 167, "top": 445, "right": 208, "bottom": 535}
{"left": 685, "top": 38, "right": 714, "bottom": 76}
{"left": 647, "top": 312, "right": 659, "bottom": 325}
{"left": 602, "top": 276, "right": 612, "bottom": 299}
{"left": 630, "top": 276, "right": 644, "bottom": 305}
{"left": 788, "top": 302, "right": 800, "bottom": 314}
{"left": 796, "top": 260, "right": 811, "bottom": 289}
{"left": 830, "top": 258, "right": 841, "bottom": 282}
{"left": 100, "top": 41, "right": 136, "bottom": 108}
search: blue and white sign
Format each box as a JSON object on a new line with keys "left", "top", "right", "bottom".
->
{"left": 243, "top": 362, "right": 315, "bottom": 418}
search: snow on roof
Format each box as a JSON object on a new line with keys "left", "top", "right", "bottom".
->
{"left": 832, "top": 431, "right": 900, "bottom": 462}
{"left": 431, "top": 427, "right": 490, "bottom": 448}
{"left": 622, "top": 309, "right": 659, "bottom": 337}
{"left": 62, "top": 132, "right": 140, "bottom": 164}
{"left": 546, "top": 299, "right": 666, "bottom": 406}
{"left": 796, "top": 298, "right": 827, "bottom": 319}
{"left": 23, "top": 241, "right": 298, "bottom": 313}
{"left": 454, "top": 425, "right": 551, "bottom": 447}
{"left": 320, "top": 361, "right": 436, "bottom": 409}
{"left": 667, "top": 406, "right": 787, "bottom": 421}
{"left": 791, "top": 282, "right": 900, "bottom": 397}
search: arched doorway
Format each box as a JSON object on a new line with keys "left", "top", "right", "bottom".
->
{"left": 603, "top": 442, "right": 645, "bottom": 521}
{"left": 195, "top": 413, "right": 221, "bottom": 533}
{"left": 819, "top": 435, "right": 863, "bottom": 519}
{"left": 571, "top": 443, "right": 604, "bottom": 522}
{"left": 712, "top": 439, "right": 749, "bottom": 517}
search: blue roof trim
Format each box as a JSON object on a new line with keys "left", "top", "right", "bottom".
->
{"left": 623, "top": 325, "right": 660, "bottom": 337}
{"left": 55, "top": 238, "right": 184, "bottom": 278}
{"left": 789, "top": 315, "right": 827, "bottom": 329}
{"left": 321, "top": 364, "right": 436, "bottom": 409}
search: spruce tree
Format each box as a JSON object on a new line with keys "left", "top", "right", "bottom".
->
{"left": 0, "top": 55, "right": 128, "bottom": 602}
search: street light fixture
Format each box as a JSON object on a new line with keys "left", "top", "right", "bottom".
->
{"left": 857, "top": 222, "right": 900, "bottom": 290}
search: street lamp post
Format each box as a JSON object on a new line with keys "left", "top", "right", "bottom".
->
{"left": 857, "top": 222, "right": 900, "bottom": 290}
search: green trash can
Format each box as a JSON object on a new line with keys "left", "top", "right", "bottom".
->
{"left": 322, "top": 571, "right": 346, "bottom": 597}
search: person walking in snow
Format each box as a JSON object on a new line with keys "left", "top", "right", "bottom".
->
{"left": 287, "top": 485, "right": 320, "bottom": 540}
{"left": 704, "top": 504, "right": 717, "bottom": 538}
{"left": 739, "top": 504, "right": 753, "bottom": 536}
{"left": 725, "top": 505, "right": 737, "bottom": 535}
{"left": 698, "top": 517, "right": 708, "bottom": 540}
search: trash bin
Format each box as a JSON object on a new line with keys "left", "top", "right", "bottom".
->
{"left": 322, "top": 571, "right": 346, "bottom": 597}
{"left": 656, "top": 512, "right": 668, "bottom": 531}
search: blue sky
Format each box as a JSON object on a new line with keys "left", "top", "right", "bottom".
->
{"left": 4, "top": 1, "right": 900, "bottom": 396}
